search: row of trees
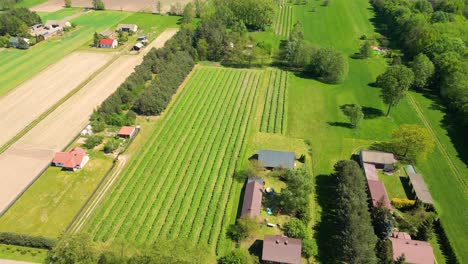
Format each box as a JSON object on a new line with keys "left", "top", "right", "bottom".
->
{"left": 285, "top": 22, "right": 349, "bottom": 84}
{"left": 46, "top": 234, "right": 216, "bottom": 264}
{"left": 92, "top": 28, "right": 196, "bottom": 125}
{"left": 372, "top": 0, "right": 468, "bottom": 126}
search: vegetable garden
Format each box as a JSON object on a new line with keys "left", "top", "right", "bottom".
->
{"left": 274, "top": 0, "right": 294, "bottom": 37}
{"left": 260, "top": 68, "right": 287, "bottom": 134}
{"left": 83, "top": 67, "right": 262, "bottom": 252}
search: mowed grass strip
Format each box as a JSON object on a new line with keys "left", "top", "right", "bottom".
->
{"left": 260, "top": 69, "right": 287, "bottom": 134}
{"left": 84, "top": 67, "right": 261, "bottom": 250}
{"left": 292, "top": 0, "right": 467, "bottom": 260}
{"left": 0, "top": 11, "right": 131, "bottom": 97}
{"left": 274, "top": 0, "right": 293, "bottom": 37}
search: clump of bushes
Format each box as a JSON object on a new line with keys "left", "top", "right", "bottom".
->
{"left": 391, "top": 198, "right": 416, "bottom": 210}
{"left": 83, "top": 135, "right": 103, "bottom": 149}
{"left": 103, "top": 138, "right": 120, "bottom": 153}
{"left": 0, "top": 232, "right": 56, "bottom": 249}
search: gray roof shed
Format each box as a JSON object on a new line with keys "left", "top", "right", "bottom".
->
{"left": 258, "top": 149, "right": 295, "bottom": 169}
{"left": 406, "top": 170, "right": 434, "bottom": 205}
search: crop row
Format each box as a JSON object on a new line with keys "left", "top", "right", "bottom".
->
{"left": 274, "top": 0, "right": 294, "bottom": 37}
{"left": 83, "top": 67, "right": 260, "bottom": 251}
{"left": 260, "top": 69, "right": 287, "bottom": 134}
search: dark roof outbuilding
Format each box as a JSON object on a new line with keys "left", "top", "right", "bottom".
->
{"left": 258, "top": 149, "right": 295, "bottom": 169}
{"left": 262, "top": 235, "right": 302, "bottom": 264}
{"left": 241, "top": 178, "right": 264, "bottom": 218}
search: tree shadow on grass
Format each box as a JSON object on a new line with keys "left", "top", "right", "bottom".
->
{"left": 327, "top": 121, "right": 353, "bottom": 129}
{"left": 248, "top": 239, "right": 263, "bottom": 262}
{"left": 314, "top": 174, "right": 340, "bottom": 263}
{"left": 362, "top": 106, "right": 384, "bottom": 119}
{"left": 399, "top": 176, "right": 415, "bottom": 200}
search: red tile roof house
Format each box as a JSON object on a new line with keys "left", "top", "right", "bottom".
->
{"left": 52, "top": 147, "right": 89, "bottom": 171}
{"left": 241, "top": 177, "right": 264, "bottom": 219}
{"left": 99, "top": 38, "right": 118, "bottom": 49}
{"left": 389, "top": 232, "right": 435, "bottom": 264}
{"left": 118, "top": 126, "right": 137, "bottom": 138}
{"left": 262, "top": 235, "right": 302, "bottom": 264}
{"left": 367, "top": 179, "right": 391, "bottom": 209}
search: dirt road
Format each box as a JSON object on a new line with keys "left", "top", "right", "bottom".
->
{"left": 0, "top": 52, "right": 112, "bottom": 149}
{"left": 0, "top": 29, "right": 178, "bottom": 215}
{"left": 31, "top": 0, "right": 191, "bottom": 13}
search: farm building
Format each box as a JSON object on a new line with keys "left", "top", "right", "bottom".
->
{"left": 133, "top": 42, "right": 144, "bottom": 51}
{"left": 117, "top": 24, "right": 138, "bottom": 32}
{"left": 241, "top": 177, "right": 264, "bottom": 218}
{"left": 44, "top": 20, "right": 71, "bottom": 29}
{"left": 406, "top": 169, "right": 434, "bottom": 205}
{"left": 30, "top": 22, "right": 63, "bottom": 40}
{"left": 258, "top": 149, "right": 295, "bottom": 169}
{"left": 367, "top": 179, "right": 391, "bottom": 209}
{"left": 52, "top": 147, "right": 89, "bottom": 171}
{"left": 118, "top": 126, "right": 137, "bottom": 138}
{"left": 137, "top": 35, "right": 148, "bottom": 43}
{"left": 360, "top": 150, "right": 395, "bottom": 170}
{"left": 389, "top": 232, "right": 434, "bottom": 264}
{"left": 100, "top": 29, "right": 114, "bottom": 38}
{"left": 262, "top": 235, "right": 302, "bottom": 264}
{"left": 99, "top": 38, "right": 118, "bottom": 49}
{"left": 9, "top": 37, "right": 30, "bottom": 49}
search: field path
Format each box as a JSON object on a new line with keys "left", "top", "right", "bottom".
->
{"left": 0, "top": 29, "right": 178, "bottom": 215}
{"left": 0, "top": 52, "right": 112, "bottom": 150}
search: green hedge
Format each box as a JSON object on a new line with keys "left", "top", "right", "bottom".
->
{"left": 0, "top": 232, "right": 56, "bottom": 249}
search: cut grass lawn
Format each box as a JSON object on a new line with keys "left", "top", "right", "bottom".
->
{"left": 14, "top": 0, "right": 48, "bottom": 8}
{"left": 0, "top": 10, "right": 131, "bottom": 97}
{"left": 38, "top": 7, "right": 83, "bottom": 21}
{"left": 0, "top": 244, "right": 47, "bottom": 263}
{"left": 289, "top": 0, "right": 466, "bottom": 262}
{"left": 0, "top": 148, "right": 113, "bottom": 238}
{"left": 83, "top": 67, "right": 262, "bottom": 254}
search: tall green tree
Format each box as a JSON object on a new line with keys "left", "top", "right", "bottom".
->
{"left": 92, "top": 0, "right": 105, "bottom": 10}
{"left": 333, "top": 160, "right": 378, "bottom": 264}
{"left": 283, "top": 218, "right": 310, "bottom": 239}
{"left": 64, "top": 0, "right": 72, "bottom": 8}
{"left": 182, "top": 2, "right": 195, "bottom": 24}
{"left": 308, "top": 47, "right": 349, "bottom": 84}
{"left": 46, "top": 234, "right": 97, "bottom": 264}
{"left": 342, "top": 104, "right": 364, "bottom": 128}
{"left": 377, "top": 65, "right": 414, "bottom": 116}
{"left": 410, "top": 53, "right": 434, "bottom": 89}
{"left": 279, "top": 169, "right": 313, "bottom": 218}
{"left": 360, "top": 40, "right": 373, "bottom": 58}
{"left": 391, "top": 124, "right": 435, "bottom": 160}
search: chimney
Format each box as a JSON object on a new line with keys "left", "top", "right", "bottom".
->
{"left": 275, "top": 240, "right": 279, "bottom": 244}
{"left": 284, "top": 240, "right": 288, "bottom": 245}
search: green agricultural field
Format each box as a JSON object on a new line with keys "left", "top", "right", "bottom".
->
{"left": 0, "top": 150, "right": 113, "bottom": 238}
{"left": 260, "top": 68, "right": 287, "bottom": 134}
{"left": 83, "top": 67, "right": 262, "bottom": 253}
{"left": 0, "top": 244, "right": 47, "bottom": 263}
{"left": 38, "top": 7, "right": 83, "bottom": 21}
{"left": 274, "top": 0, "right": 294, "bottom": 37}
{"left": 288, "top": 0, "right": 467, "bottom": 261}
{"left": 118, "top": 12, "right": 180, "bottom": 40}
{"left": 14, "top": 0, "right": 47, "bottom": 8}
{"left": 0, "top": 11, "right": 132, "bottom": 97}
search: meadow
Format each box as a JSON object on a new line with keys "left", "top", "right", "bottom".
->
{"left": 260, "top": 68, "right": 287, "bottom": 134}
{"left": 14, "top": 0, "right": 47, "bottom": 8}
{"left": 288, "top": 0, "right": 467, "bottom": 261}
{"left": 0, "top": 11, "right": 131, "bottom": 97}
{"left": 38, "top": 7, "right": 83, "bottom": 21}
{"left": 83, "top": 67, "right": 262, "bottom": 253}
{"left": 0, "top": 149, "right": 113, "bottom": 238}
{"left": 0, "top": 244, "right": 47, "bottom": 263}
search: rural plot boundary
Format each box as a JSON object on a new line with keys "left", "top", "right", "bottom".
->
{"left": 260, "top": 68, "right": 287, "bottom": 134}
{"left": 274, "top": 0, "right": 294, "bottom": 37}
{"left": 82, "top": 67, "right": 262, "bottom": 251}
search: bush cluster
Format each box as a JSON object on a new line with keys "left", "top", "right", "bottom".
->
{"left": 391, "top": 198, "right": 416, "bottom": 210}
{"left": 0, "top": 232, "right": 56, "bottom": 249}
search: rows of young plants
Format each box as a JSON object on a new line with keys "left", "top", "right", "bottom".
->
{"left": 260, "top": 68, "right": 287, "bottom": 134}
{"left": 83, "top": 67, "right": 261, "bottom": 251}
{"left": 274, "top": 0, "right": 294, "bottom": 37}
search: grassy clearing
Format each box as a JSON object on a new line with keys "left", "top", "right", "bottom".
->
{"left": 260, "top": 68, "right": 287, "bottom": 134}
{"left": 0, "top": 148, "right": 114, "bottom": 238}
{"left": 83, "top": 66, "right": 262, "bottom": 253}
{"left": 38, "top": 7, "right": 83, "bottom": 21}
{"left": 0, "top": 244, "right": 47, "bottom": 263}
{"left": 287, "top": 0, "right": 467, "bottom": 261}
{"left": 14, "top": 0, "right": 48, "bottom": 8}
{"left": 274, "top": 0, "right": 293, "bottom": 37}
{"left": 0, "top": 11, "right": 131, "bottom": 97}
{"left": 118, "top": 13, "right": 180, "bottom": 39}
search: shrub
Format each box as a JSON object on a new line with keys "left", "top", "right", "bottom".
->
{"left": 103, "top": 138, "right": 120, "bottom": 153}
{"left": 391, "top": 198, "right": 416, "bottom": 210}
{"left": 84, "top": 135, "right": 103, "bottom": 149}
{"left": 283, "top": 218, "right": 310, "bottom": 239}
{"left": 0, "top": 232, "right": 56, "bottom": 249}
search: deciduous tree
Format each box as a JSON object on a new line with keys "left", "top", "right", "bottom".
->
{"left": 410, "top": 53, "right": 434, "bottom": 89}
{"left": 391, "top": 124, "right": 435, "bottom": 160}
{"left": 377, "top": 65, "right": 414, "bottom": 116}
{"left": 342, "top": 104, "right": 364, "bottom": 128}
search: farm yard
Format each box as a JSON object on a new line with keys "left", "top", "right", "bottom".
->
{"left": 274, "top": 0, "right": 294, "bottom": 37}
{"left": 260, "top": 68, "right": 287, "bottom": 134}
{"left": 82, "top": 67, "right": 262, "bottom": 252}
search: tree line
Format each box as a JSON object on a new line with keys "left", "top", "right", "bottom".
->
{"left": 371, "top": 0, "right": 468, "bottom": 126}
{"left": 0, "top": 7, "right": 41, "bottom": 45}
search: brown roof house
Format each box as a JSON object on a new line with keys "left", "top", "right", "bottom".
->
{"left": 367, "top": 179, "right": 391, "bottom": 209}
{"left": 241, "top": 177, "right": 264, "bottom": 219}
{"left": 52, "top": 147, "right": 89, "bottom": 171}
{"left": 118, "top": 126, "right": 137, "bottom": 138}
{"left": 360, "top": 150, "right": 396, "bottom": 170}
{"left": 389, "top": 232, "right": 435, "bottom": 264}
{"left": 262, "top": 235, "right": 302, "bottom": 264}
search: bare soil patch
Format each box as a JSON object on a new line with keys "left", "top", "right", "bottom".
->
{"left": 0, "top": 29, "right": 178, "bottom": 214}
{"left": 0, "top": 52, "right": 112, "bottom": 149}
